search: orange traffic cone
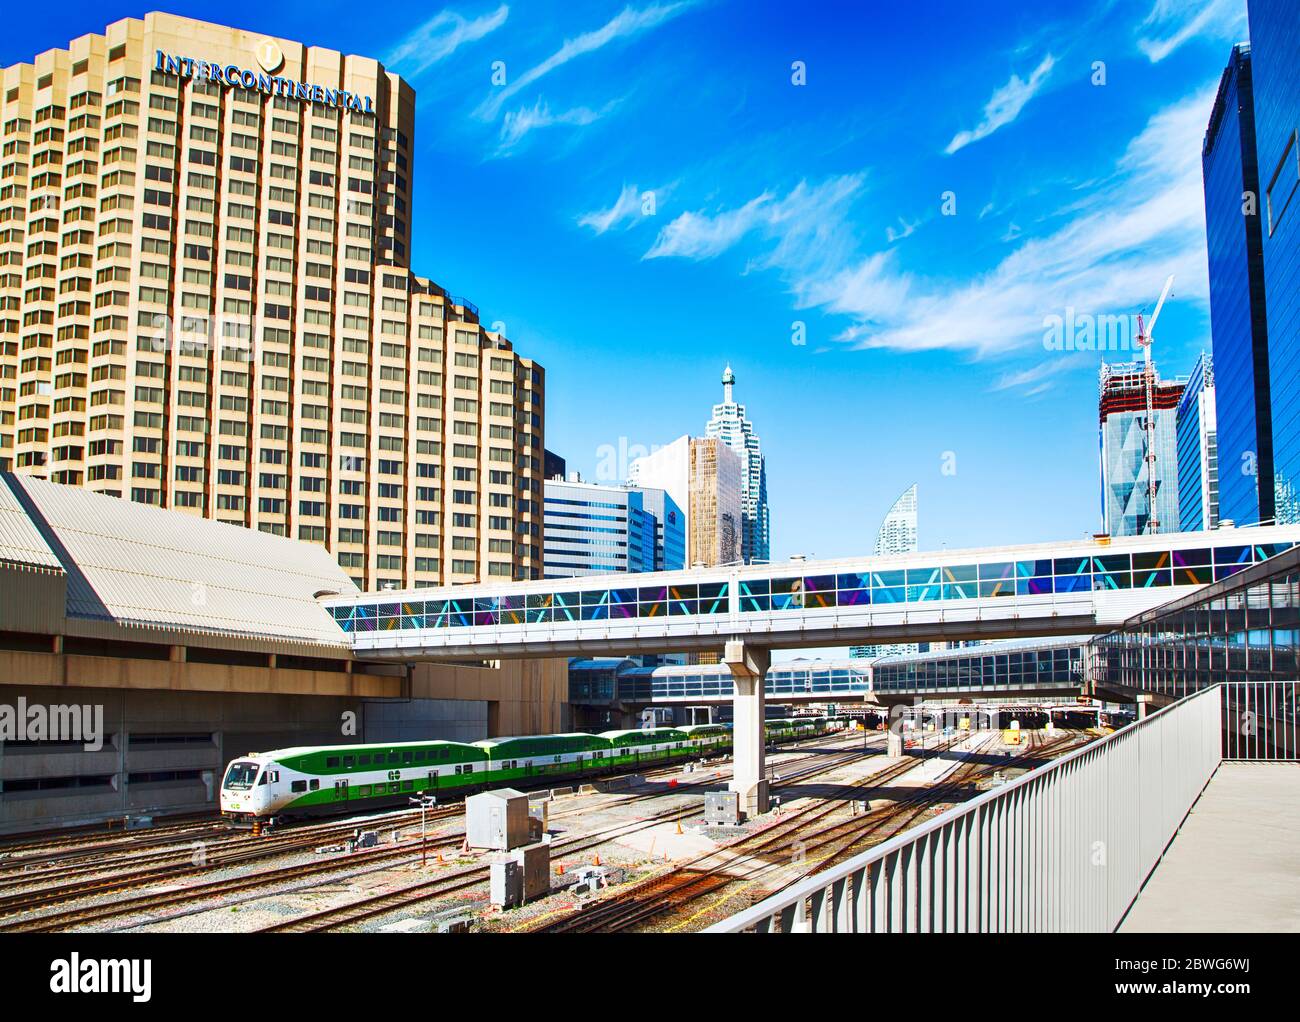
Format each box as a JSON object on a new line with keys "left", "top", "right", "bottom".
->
{"left": 557, "top": 864, "right": 565, "bottom": 875}
{"left": 676, "top": 820, "right": 683, "bottom": 835}
{"left": 594, "top": 854, "right": 601, "bottom": 866}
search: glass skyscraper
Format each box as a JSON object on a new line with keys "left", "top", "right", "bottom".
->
{"left": 1177, "top": 353, "right": 1219, "bottom": 532}
{"left": 704, "top": 365, "right": 770, "bottom": 564}
{"left": 1099, "top": 361, "right": 1185, "bottom": 536}
{"left": 1202, "top": 42, "right": 1275, "bottom": 527}
{"left": 1247, "top": 2, "right": 1300, "bottom": 523}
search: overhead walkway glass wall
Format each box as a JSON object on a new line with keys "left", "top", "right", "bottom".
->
{"left": 1097, "top": 547, "right": 1300, "bottom": 697}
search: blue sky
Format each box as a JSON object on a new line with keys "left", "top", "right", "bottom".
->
{"left": 9, "top": 0, "right": 1254, "bottom": 557}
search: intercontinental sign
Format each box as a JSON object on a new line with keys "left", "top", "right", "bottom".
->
{"left": 154, "top": 48, "right": 376, "bottom": 114}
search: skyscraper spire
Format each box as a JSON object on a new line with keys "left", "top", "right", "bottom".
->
{"left": 706, "top": 365, "right": 769, "bottom": 563}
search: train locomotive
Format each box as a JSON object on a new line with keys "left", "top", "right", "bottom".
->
{"left": 219, "top": 716, "right": 849, "bottom": 824}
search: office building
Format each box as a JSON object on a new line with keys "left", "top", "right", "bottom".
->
{"left": 1177, "top": 353, "right": 1219, "bottom": 532}
{"left": 1202, "top": 42, "right": 1274, "bottom": 526}
{"left": 542, "top": 477, "right": 683, "bottom": 578}
{"left": 704, "top": 364, "right": 769, "bottom": 563}
{"left": 1246, "top": 1, "right": 1300, "bottom": 523}
{"left": 850, "top": 483, "right": 919, "bottom": 659}
{"left": 0, "top": 13, "right": 544, "bottom": 590}
{"left": 629, "top": 434, "right": 689, "bottom": 537}
{"left": 639, "top": 483, "right": 685, "bottom": 571}
{"left": 1099, "top": 361, "right": 1184, "bottom": 536}
{"left": 687, "top": 436, "right": 743, "bottom": 567}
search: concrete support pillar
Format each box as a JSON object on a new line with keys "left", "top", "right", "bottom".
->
{"left": 1135, "top": 693, "right": 1153, "bottom": 720}
{"left": 724, "top": 640, "right": 770, "bottom": 819}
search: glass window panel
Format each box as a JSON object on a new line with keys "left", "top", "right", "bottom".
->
{"left": 1132, "top": 551, "right": 1171, "bottom": 570}
{"left": 552, "top": 593, "right": 580, "bottom": 622}
{"left": 942, "top": 564, "right": 977, "bottom": 582}
{"left": 837, "top": 588, "right": 871, "bottom": 606}
{"left": 1173, "top": 547, "right": 1212, "bottom": 566}
{"left": 979, "top": 561, "right": 1015, "bottom": 581}
{"left": 1173, "top": 564, "right": 1214, "bottom": 585}
{"left": 668, "top": 598, "right": 698, "bottom": 616}
{"left": 740, "top": 593, "right": 771, "bottom": 612}
{"left": 1054, "top": 574, "right": 1093, "bottom": 594}
{"left": 1093, "top": 554, "right": 1132, "bottom": 573}
{"left": 836, "top": 572, "right": 870, "bottom": 590}
{"left": 1214, "top": 545, "right": 1250, "bottom": 565}
{"left": 1053, "top": 556, "right": 1091, "bottom": 576}
{"left": 697, "top": 581, "right": 727, "bottom": 599}
{"left": 771, "top": 577, "right": 803, "bottom": 595}
{"left": 803, "top": 589, "right": 837, "bottom": 609}
{"left": 802, "top": 574, "right": 836, "bottom": 593}
{"left": 1134, "top": 568, "right": 1172, "bottom": 588}
{"left": 979, "top": 579, "right": 1016, "bottom": 597}
{"left": 1091, "top": 572, "right": 1132, "bottom": 590}
{"left": 739, "top": 578, "right": 770, "bottom": 596}
{"left": 669, "top": 583, "right": 699, "bottom": 600}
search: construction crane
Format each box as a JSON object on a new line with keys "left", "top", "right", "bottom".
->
{"left": 1134, "top": 274, "right": 1176, "bottom": 534}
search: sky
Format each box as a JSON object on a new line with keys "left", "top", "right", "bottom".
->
{"left": 5, "top": 0, "right": 1255, "bottom": 561}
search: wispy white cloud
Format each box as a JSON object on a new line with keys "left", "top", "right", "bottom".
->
{"left": 644, "top": 174, "right": 866, "bottom": 274}
{"left": 1137, "top": 0, "right": 1245, "bottom": 63}
{"left": 495, "top": 97, "right": 618, "bottom": 154}
{"left": 945, "top": 54, "right": 1056, "bottom": 154}
{"left": 578, "top": 182, "right": 674, "bottom": 234}
{"left": 385, "top": 5, "right": 509, "bottom": 78}
{"left": 813, "top": 85, "right": 1217, "bottom": 356}
{"left": 990, "top": 359, "right": 1076, "bottom": 397}
{"left": 475, "top": 2, "right": 695, "bottom": 121}
{"left": 886, "top": 215, "right": 922, "bottom": 243}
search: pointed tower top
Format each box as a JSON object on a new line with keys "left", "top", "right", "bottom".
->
{"left": 722, "top": 363, "right": 735, "bottom": 404}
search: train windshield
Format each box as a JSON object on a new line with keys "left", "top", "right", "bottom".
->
{"left": 222, "top": 761, "right": 260, "bottom": 790}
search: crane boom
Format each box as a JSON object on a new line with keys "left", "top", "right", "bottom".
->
{"left": 1136, "top": 275, "right": 1175, "bottom": 534}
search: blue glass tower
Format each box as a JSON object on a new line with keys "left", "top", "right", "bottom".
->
{"left": 1247, "top": 2, "right": 1300, "bottom": 522}
{"left": 1202, "top": 43, "right": 1274, "bottom": 525}
{"left": 1177, "top": 353, "right": 1219, "bottom": 532}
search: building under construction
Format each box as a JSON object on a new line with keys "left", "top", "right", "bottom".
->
{"left": 1099, "top": 362, "right": 1186, "bottom": 536}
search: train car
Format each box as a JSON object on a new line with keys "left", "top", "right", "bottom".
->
{"left": 598, "top": 728, "right": 691, "bottom": 770}
{"left": 473, "top": 733, "right": 610, "bottom": 783}
{"left": 218, "top": 739, "right": 488, "bottom": 824}
{"left": 678, "top": 723, "right": 731, "bottom": 753}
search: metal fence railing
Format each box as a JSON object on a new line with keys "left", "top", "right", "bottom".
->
{"left": 1221, "top": 681, "right": 1298, "bottom": 760}
{"left": 706, "top": 685, "right": 1227, "bottom": 933}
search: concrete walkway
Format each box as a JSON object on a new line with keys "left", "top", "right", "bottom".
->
{"left": 1120, "top": 762, "right": 1300, "bottom": 932}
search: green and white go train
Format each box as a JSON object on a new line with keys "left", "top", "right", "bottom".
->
{"left": 219, "top": 717, "right": 848, "bottom": 824}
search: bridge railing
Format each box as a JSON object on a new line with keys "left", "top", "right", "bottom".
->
{"left": 706, "top": 683, "right": 1237, "bottom": 933}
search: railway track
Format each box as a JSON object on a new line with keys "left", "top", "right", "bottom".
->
{"left": 255, "top": 734, "right": 881, "bottom": 933}
{"left": 535, "top": 730, "right": 1091, "bottom": 933}
{"left": 2, "top": 731, "right": 874, "bottom": 933}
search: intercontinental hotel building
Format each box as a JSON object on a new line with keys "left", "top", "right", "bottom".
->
{"left": 0, "top": 12, "right": 545, "bottom": 589}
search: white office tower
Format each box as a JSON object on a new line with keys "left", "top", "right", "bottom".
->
{"left": 851, "top": 483, "right": 920, "bottom": 659}
{"left": 629, "top": 435, "right": 692, "bottom": 552}
{"left": 705, "top": 365, "right": 771, "bottom": 564}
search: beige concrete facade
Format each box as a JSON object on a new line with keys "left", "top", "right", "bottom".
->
{"left": 0, "top": 648, "right": 567, "bottom": 832}
{"left": 0, "top": 12, "right": 544, "bottom": 591}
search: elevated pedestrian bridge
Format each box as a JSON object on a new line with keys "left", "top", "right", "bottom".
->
{"left": 325, "top": 526, "right": 1300, "bottom": 660}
